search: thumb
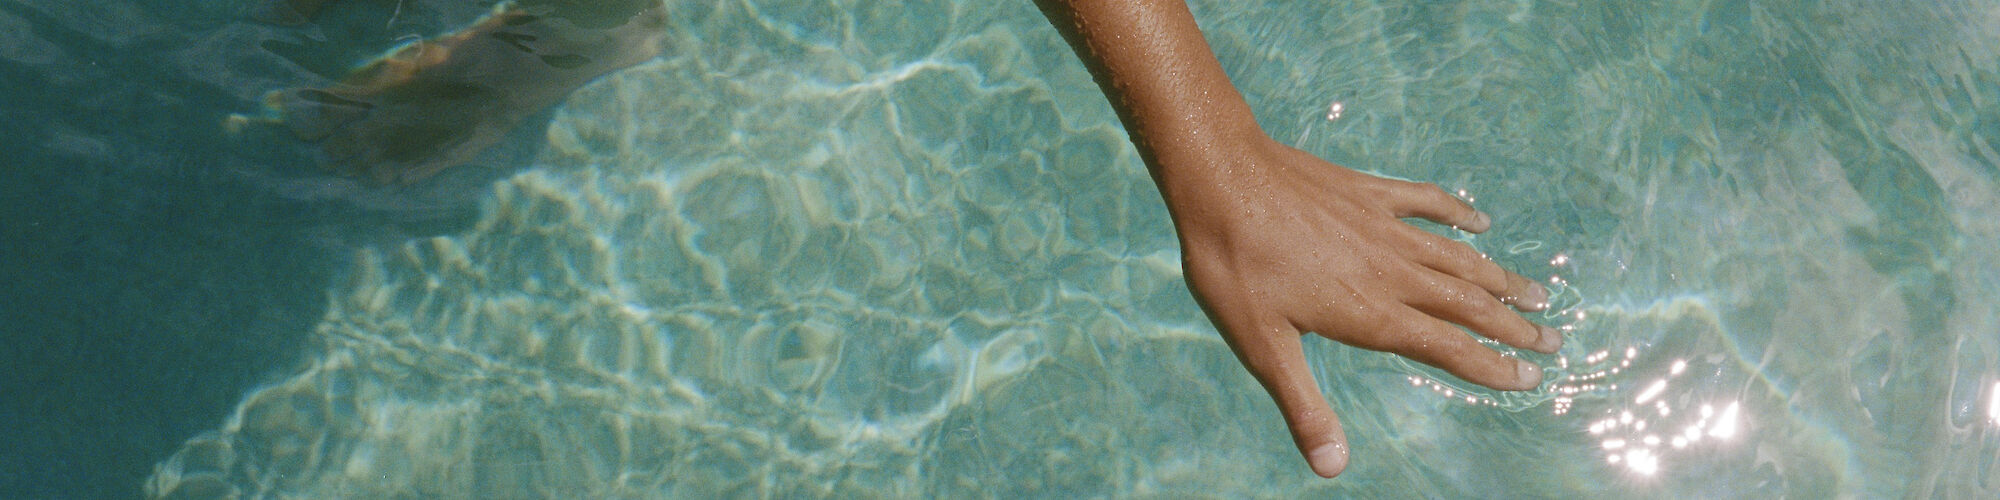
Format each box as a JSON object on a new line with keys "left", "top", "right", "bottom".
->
{"left": 1219, "top": 319, "right": 1351, "bottom": 478}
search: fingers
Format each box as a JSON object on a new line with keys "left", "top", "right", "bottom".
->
{"left": 1393, "top": 225, "right": 1552, "bottom": 313}
{"left": 1219, "top": 318, "right": 1351, "bottom": 478}
{"left": 1393, "top": 226, "right": 1506, "bottom": 293}
{"left": 1402, "top": 266, "right": 1562, "bottom": 354}
{"left": 1339, "top": 308, "right": 1545, "bottom": 391}
{"left": 1499, "top": 271, "right": 1551, "bottom": 312}
{"left": 1381, "top": 180, "right": 1487, "bottom": 232}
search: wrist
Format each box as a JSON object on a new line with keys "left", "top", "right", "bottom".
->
{"left": 1137, "top": 108, "right": 1274, "bottom": 207}
{"left": 1038, "top": 1, "right": 1265, "bottom": 180}
{"left": 1131, "top": 101, "right": 1266, "bottom": 180}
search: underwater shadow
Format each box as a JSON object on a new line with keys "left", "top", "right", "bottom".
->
{"left": 0, "top": 0, "right": 655, "bottom": 497}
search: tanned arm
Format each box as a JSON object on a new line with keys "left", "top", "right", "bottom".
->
{"left": 1034, "top": 0, "right": 1560, "bottom": 478}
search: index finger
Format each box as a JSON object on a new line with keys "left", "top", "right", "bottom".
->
{"left": 1381, "top": 180, "right": 1488, "bottom": 232}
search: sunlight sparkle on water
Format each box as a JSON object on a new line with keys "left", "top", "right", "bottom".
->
{"left": 1710, "top": 402, "right": 1741, "bottom": 439}
{"left": 1575, "top": 349, "right": 1749, "bottom": 477}
{"left": 1634, "top": 379, "right": 1667, "bottom": 404}
{"left": 1989, "top": 381, "right": 2000, "bottom": 426}
{"left": 1624, "top": 449, "right": 1659, "bottom": 475}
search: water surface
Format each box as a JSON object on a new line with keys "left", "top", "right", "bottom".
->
{"left": 5, "top": 0, "right": 1996, "bottom": 498}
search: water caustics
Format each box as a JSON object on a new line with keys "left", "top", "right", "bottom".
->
{"left": 138, "top": 0, "right": 2000, "bottom": 497}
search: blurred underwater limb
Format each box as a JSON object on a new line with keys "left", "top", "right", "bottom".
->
{"left": 238, "top": 0, "right": 668, "bottom": 185}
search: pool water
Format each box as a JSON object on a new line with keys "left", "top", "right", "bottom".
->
{"left": 4, "top": 0, "right": 1996, "bottom": 497}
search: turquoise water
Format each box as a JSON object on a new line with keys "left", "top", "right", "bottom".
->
{"left": 5, "top": 0, "right": 1997, "bottom": 498}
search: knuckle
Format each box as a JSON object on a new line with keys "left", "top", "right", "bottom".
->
{"left": 1509, "top": 317, "right": 1543, "bottom": 344}
{"left": 1461, "top": 358, "right": 1515, "bottom": 389}
{"left": 1428, "top": 239, "right": 1506, "bottom": 293}
{"left": 1333, "top": 311, "right": 1400, "bottom": 351}
{"left": 1470, "top": 261, "right": 1511, "bottom": 294}
{"left": 1434, "top": 274, "right": 1482, "bottom": 301}
{"left": 1408, "top": 182, "right": 1451, "bottom": 205}
{"left": 1361, "top": 304, "right": 1403, "bottom": 333}
{"left": 1362, "top": 178, "right": 1403, "bottom": 201}
{"left": 1382, "top": 317, "right": 1438, "bottom": 354}
{"left": 1417, "top": 182, "right": 1456, "bottom": 202}
{"left": 1286, "top": 404, "right": 1335, "bottom": 428}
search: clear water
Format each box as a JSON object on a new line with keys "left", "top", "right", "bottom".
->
{"left": 4, "top": 0, "right": 1997, "bottom": 498}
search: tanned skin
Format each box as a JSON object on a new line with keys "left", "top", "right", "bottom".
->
{"left": 260, "top": 0, "right": 1562, "bottom": 480}
{"left": 1034, "top": 0, "right": 1559, "bottom": 478}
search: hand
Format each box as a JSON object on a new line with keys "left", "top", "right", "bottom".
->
{"left": 1030, "top": 0, "right": 1556, "bottom": 477}
{"left": 1162, "top": 134, "right": 1558, "bottom": 478}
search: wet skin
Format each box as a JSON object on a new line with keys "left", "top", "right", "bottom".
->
{"left": 256, "top": 0, "right": 1559, "bottom": 479}
{"left": 1035, "top": 0, "right": 1559, "bottom": 478}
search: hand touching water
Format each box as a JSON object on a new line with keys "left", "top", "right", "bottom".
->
{"left": 1167, "top": 132, "right": 1557, "bottom": 477}
{"left": 259, "top": 0, "right": 1562, "bottom": 479}
{"left": 1036, "top": 0, "right": 1557, "bottom": 477}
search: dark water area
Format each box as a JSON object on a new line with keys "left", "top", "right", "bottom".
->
{"left": 0, "top": 1, "right": 534, "bottom": 497}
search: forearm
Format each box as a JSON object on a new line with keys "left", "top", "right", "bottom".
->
{"left": 1034, "top": 0, "right": 1266, "bottom": 199}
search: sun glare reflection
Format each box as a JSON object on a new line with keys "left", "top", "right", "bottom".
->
{"left": 1405, "top": 375, "right": 1502, "bottom": 407}
{"left": 1564, "top": 350, "right": 1748, "bottom": 477}
{"left": 1989, "top": 381, "right": 1999, "bottom": 426}
{"left": 1404, "top": 250, "right": 1757, "bottom": 478}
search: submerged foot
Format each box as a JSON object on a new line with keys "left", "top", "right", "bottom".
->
{"left": 242, "top": 0, "right": 668, "bottom": 185}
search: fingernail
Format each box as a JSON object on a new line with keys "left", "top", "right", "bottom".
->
{"left": 1517, "top": 359, "right": 1544, "bottom": 389}
{"left": 1536, "top": 324, "right": 1563, "bottom": 353}
{"left": 1524, "top": 283, "right": 1550, "bottom": 311}
{"left": 1308, "top": 442, "right": 1348, "bottom": 478}
{"left": 1469, "top": 211, "right": 1492, "bottom": 232}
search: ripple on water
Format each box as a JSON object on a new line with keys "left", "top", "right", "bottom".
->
{"left": 147, "top": 0, "right": 2000, "bottom": 497}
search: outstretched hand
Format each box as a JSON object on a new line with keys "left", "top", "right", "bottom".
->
{"left": 1162, "top": 132, "right": 1557, "bottom": 477}
{"left": 1039, "top": 0, "right": 1558, "bottom": 478}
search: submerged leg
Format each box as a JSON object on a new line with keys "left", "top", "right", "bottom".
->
{"left": 258, "top": 0, "right": 669, "bottom": 184}
{"left": 252, "top": 0, "right": 344, "bottom": 25}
